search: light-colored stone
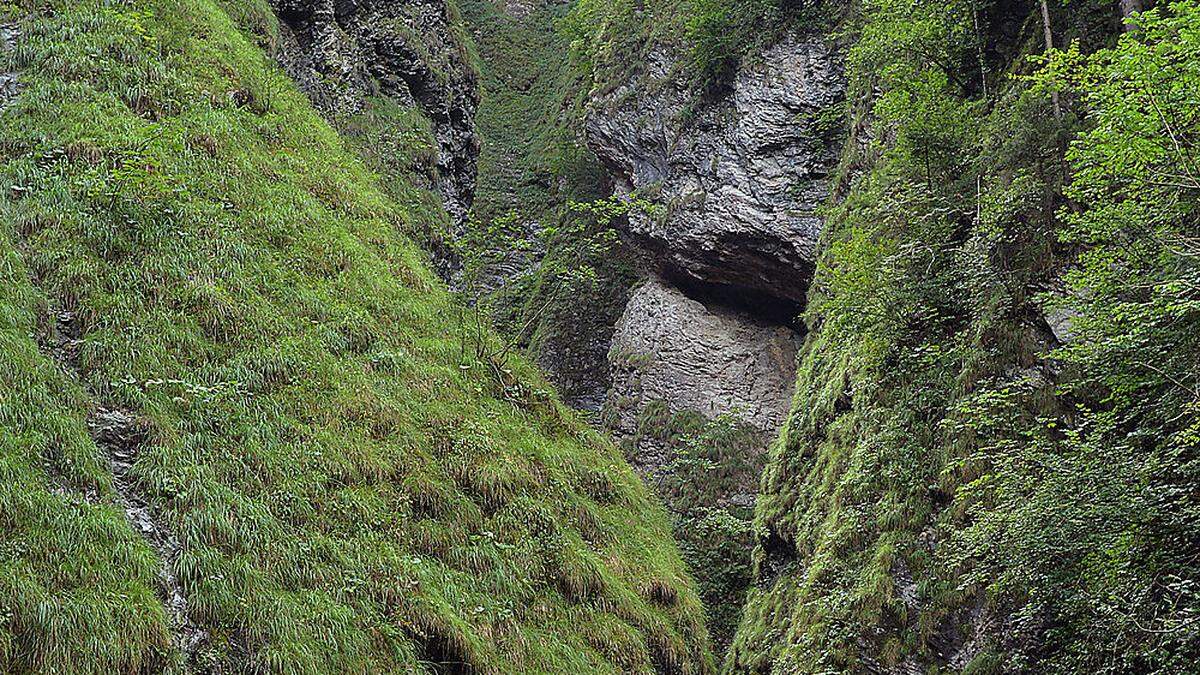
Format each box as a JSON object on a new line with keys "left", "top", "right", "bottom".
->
{"left": 1, "top": 24, "right": 19, "bottom": 111}
{"left": 606, "top": 277, "right": 800, "bottom": 472}
{"left": 587, "top": 34, "right": 845, "bottom": 302}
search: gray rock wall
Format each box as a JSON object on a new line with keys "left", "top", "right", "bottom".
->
{"left": 606, "top": 277, "right": 799, "bottom": 480}
{"left": 588, "top": 27, "right": 844, "bottom": 484}
{"left": 587, "top": 34, "right": 845, "bottom": 304}
{"left": 609, "top": 277, "right": 799, "bottom": 438}
{"left": 270, "top": 0, "right": 480, "bottom": 225}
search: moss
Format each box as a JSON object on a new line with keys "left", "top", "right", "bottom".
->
{"left": 618, "top": 401, "right": 764, "bottom": 658}
{"left": 563, "top": 0, "right": 841, "bottom": 98}
{"left": 0, "top": 0, "right": 713, "bottom": 671}
{"left": 725, "top": 1, "right": 1153, "bottom": 672}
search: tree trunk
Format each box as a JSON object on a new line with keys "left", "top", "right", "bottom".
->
{"left": 973, "top": 4, "right": 989, "bottom": 99}
{"left": 1120, "top": 0, "right": 1144, "bottom": 30}
{"left": 1040, "top": 0, "right": 1063, "bottom": 120}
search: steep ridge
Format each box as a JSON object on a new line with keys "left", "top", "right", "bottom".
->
{"left": 728, "top": 1, "right": 1200, "bottom": 673}
{"left": 0, "top": 1, "right": 713, "bottom": 672}
{"left": 270, "top": 0, "right": 481, "bottom": 229}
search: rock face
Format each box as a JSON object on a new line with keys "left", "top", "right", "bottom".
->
{"left": 586, "top": 31, "right": 842, "bottom": 647}
{"left": 589, "top": 26, "right": 844, "bottom": 475}
{"left": 587, "top": 34, "right": 845, "bottom": 303}
{"left": 270, "top": 0, "right": 480, "bottom": 224}
{"left": 535, "top": 292, "right": 628, "bottom": 413}
{"left": 499, "top": 0, "right": 560, "bottom": 18}
{"left": 0, "top": 23, "right": 18, "bottom": 111}
{"left": 606, "top": 277, "right": 799, "bottom": 477}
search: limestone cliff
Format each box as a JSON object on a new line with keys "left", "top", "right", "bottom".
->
{"left": 270, "top": 0, "right": 480, "bottom": 226}
{"left": 587, "top": 33, "right": 844, "bottom": 304}
{"left": 606, "top": 277, "right": 799, "bottom": 487}
{"left": 578, "top": 8, "right": 847, "bottom": 651}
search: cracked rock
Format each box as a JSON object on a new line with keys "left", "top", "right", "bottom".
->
{"left": 586, "top": 33, "right": 845, "bottom": 303}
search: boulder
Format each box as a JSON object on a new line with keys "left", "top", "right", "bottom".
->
{"left": 606, "top": 277, "right": 800, "bottom": 478}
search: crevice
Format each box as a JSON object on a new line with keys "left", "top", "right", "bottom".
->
{"left": 758, "top": 527, "right": 799, "bottom": 585}
{"left": 267, "top": 0, "right": 479, "bottom": 220}
{"left": 413, "top": 628, "right": 474, "bottom": 675}
{"left": 662, "top": 266, "right": 806, "bottom": 331}
{"left": 367, "top": 29, "right": 479, "bottom": 223}
{"left": 48, "top": 309, "right": 207, "bottom": 667}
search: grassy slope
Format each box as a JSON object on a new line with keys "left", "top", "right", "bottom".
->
{"left": 461, "top": 0, "right": 598, "bottom": 223}
{"left": 0, "top": 0, "right": 713, "bottom": 672}
{"left": 455, "top": 0, "right": 635, "bottom": 412}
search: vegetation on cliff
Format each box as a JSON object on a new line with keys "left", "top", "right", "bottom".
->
{"left": 5, "top": 0, "right": 1199, "bottom": 672}
{"left": 0, "top": 0, "right": 714, "bottom": 672}
{"left": 564, "top": 0, "right": 837, "bottom": 94}
{"left": 456, "top": 0, "right": 637, "bottom": 412}
{"left": 539, "top": 0, "right": 1200, "bottom": 669}
{"left": 730, "top": 1, "right": 1200, "bottom": 672}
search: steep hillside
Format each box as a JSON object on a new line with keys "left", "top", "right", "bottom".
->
{"left": 729, "top": 1, "right": 1200, "bottom": 673}
{"left": 0, "top": 0, "right": 714, "bottom": 672}
{"left": 456, "top": 0, "right": 637, "bottom": 413}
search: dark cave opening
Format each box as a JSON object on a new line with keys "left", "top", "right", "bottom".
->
{"left": 663, "top": 268, "right": 807, "bottom": 332}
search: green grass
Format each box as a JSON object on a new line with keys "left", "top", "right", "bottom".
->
{"left": 456, "top": 0, "right": 635, "bottom": 408}
{"left": 624, "top": 404, "right": 763, "bottom": 656}
{"left": 0, "top": 0, "right": 713, "bottom": 672}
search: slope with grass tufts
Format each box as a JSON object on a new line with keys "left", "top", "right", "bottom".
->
{"left": 0, "top": 0, "right": 713, "bottom": 672}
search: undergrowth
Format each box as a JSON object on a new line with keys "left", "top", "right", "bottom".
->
{"left": 730, "top": 1, "right": 1200, "bottom": 672}
{"left": 562, "top": 0, "right": 830, "bottom": 96}
{"left": 457, "top": 0, "right": 637, "bottom": 411}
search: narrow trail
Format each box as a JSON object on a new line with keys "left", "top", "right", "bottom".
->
{"left": 54, "top": 314, "right": 208, "bottom": 663}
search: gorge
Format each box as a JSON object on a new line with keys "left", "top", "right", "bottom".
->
{"left": 1, "top": 0, "right": 1198, "bottom": 673}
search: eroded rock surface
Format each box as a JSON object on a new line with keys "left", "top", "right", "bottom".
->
{"left": 587, "top": 33, "right": 845, "bottom": 303}
{"left": 270, "top": 0, "right": 480, "bottom": 224}
{"left": 606, "top": 277, "right": 799, "bottom": 478}
{"left": 591, "top": 28, "right": 840, "bottom": 500}
{"left": 1, "top": 24, "right": 20, "bottom": 110}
